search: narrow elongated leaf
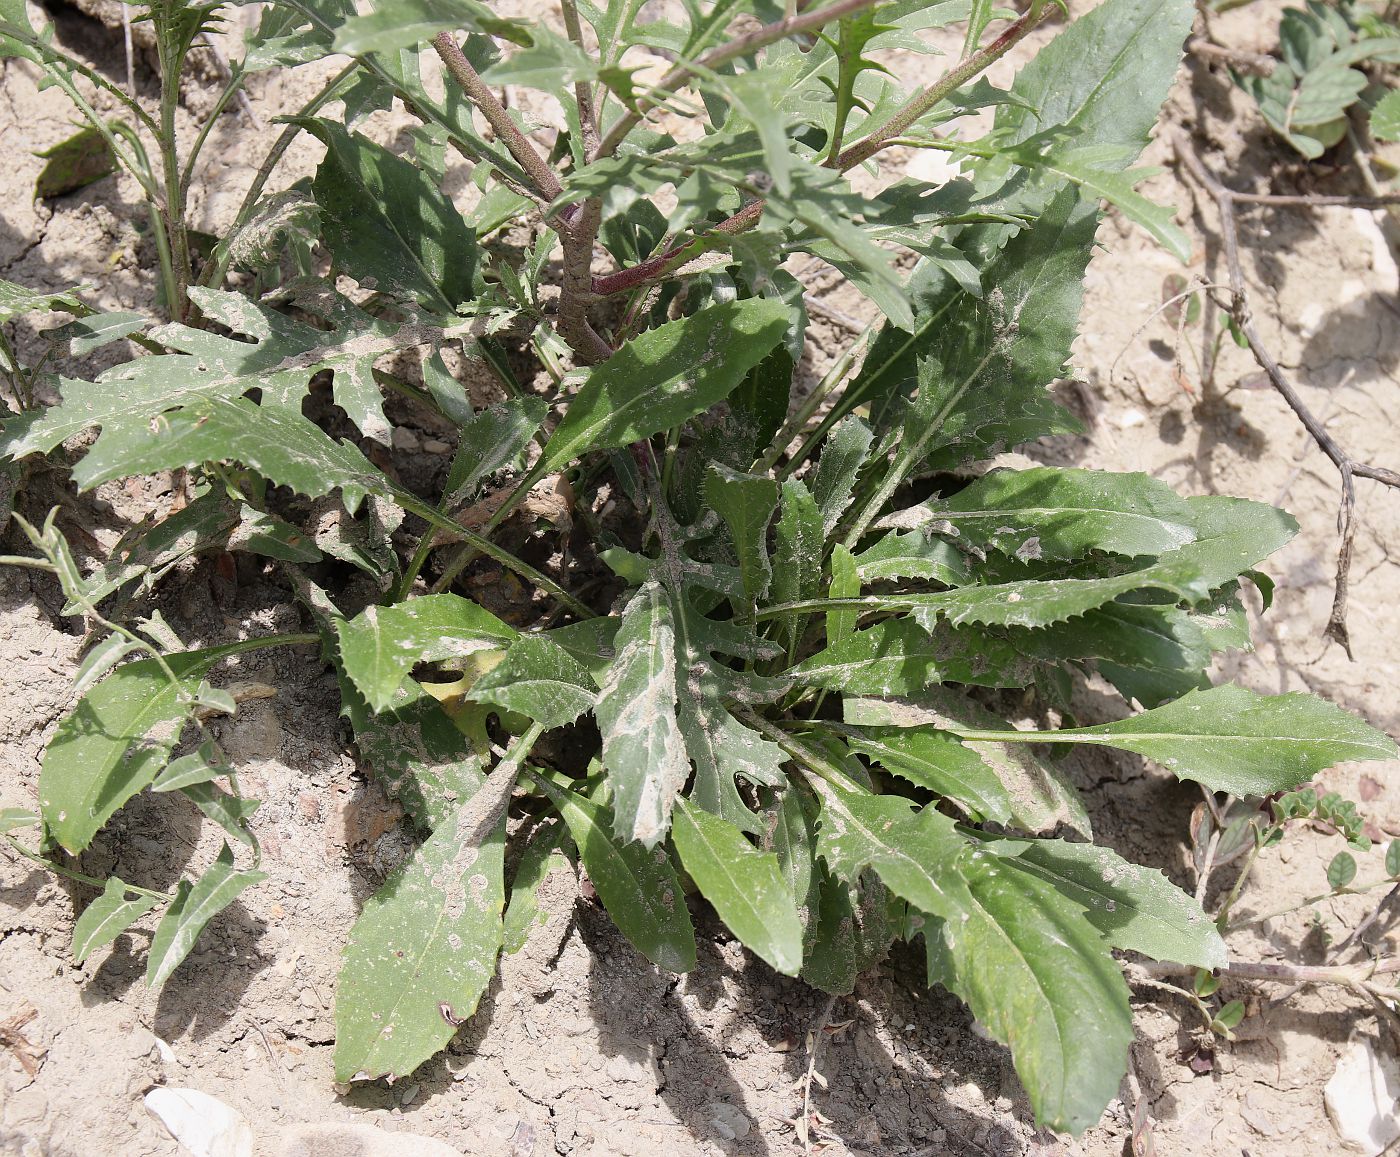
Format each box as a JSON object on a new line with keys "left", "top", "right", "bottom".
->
{"left": 72, "top": 877, "right": 159, "bottom": 964}
{"left": 840, "top": 726, "right": 1013, "bottom": 824}
{"left": 72, "top": 634, "right": 144, "bottom": 697}
{"left": 335, "top": 594, "right": 516, "bottom": 712}
{"left": 844, "top": 691, "right": 1091, "bottom": 837}
{"left": 0, "top": 807, "right": 39, "bottom": 833}
{"left": 147, "top": 845, "right": 266, "bottom": 987}
{"left": 932, "top": 852, "right": 1133, "bottom": 1135}
{"left": 792, "top": 617, "right": 1035, "bottom": 695}
{"left": 542, "top": 299, "right": 789, "bottom": 468}
{"left": 180, "top": 782, "right": 260, "bottom": 845}
{"left": 335, "top": 788, "right": 506, "bottom": 1083}
{"left": 982, "top": 837, "right": 1226, "bottom": 968}
{"left": 596, "top": 584, "right": 690, "bottom": 847}
{"left": 39, "top": 644, "right": 246, "bottom": 854}
{"left": 705, "top": 465, "right": 779, "bottom": 605}
{"left": 769, "top": 480, "right": 823, "bottom": 660}
{"left": 672, "top": 800, "right": 802, "bottom": 976}
{"left": 535, "top": 776, "right": 696, "bottom": 973}
{"left": 293, "top": 119, "right": 476, "bottom": 315}
{"left": 952, "top": 684, "right": 1398, "bottom": 796}
{"left": 470, "top": 635, "right": 596, "bottom": 729}
{"left": 810, "top": 416, "right": 873, "bottom": 537}
{"left": 445, "top": 396, "right": 547, "bottom": 503}
{"left": 151, "top": 743, "right": 229, "bottom": 792}
{"left": 897, "top": 467, "right": 1196, "bottom": 561}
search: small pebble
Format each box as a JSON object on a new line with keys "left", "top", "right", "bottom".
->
{"left": 422, "top": 439, "right": 451, "bottom": 454}
{"left": 391, "top": 428, "right": 421, "bottom": 451}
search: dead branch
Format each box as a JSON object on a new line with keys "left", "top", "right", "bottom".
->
{"left": 1172, "top": 131, "right": 1400, "bottom": 657}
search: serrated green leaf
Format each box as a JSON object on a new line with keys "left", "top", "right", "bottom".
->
{"left": 336, "top": 594, "right": 516, "bottom": 712}
{"left": 815, "top": 784, "right": 972, "bottom": 918}
{"left": 147, "top": 844, "right": 266, "bottom": 988}
{"left": 542, "top": 299, "right": 789, "bottom": 468}
{"left": 292, "top": 119, "right": 476, "bottom": 314}
{"left": 811, "top": 416, "right": 873, "bottom": 538}
{"left": 470, "top": 634, "right": 596, "bottom": 729}
{"left": 332, "top": 0, "right": 531, "bottom": 56}
{"left": 902, "top": 467, "right": 1196, "bottom": 561}
{"left": 932, "top": 851, "right": 1134, "bottom": 1135}
{"left": 851, "top": 530, "right": 968, "bottom": 586}
{"left": 672, "top": 800, "right": 802, "bottom": 976}
{"left": 534, "top": 775, "right": 696, "bottom": 973}
{"left": 1372, "top": 90, "right": 1400, "bottom": 141}
{"left": 0, "top": 284, "right": 455, "bottom": 484}
{"left": 72, "top": 877, "right": 160, "bottom": 964}
{"left": 840, "top": 726, "right": 1014, "bottom": 824}
{"left": 39, "top": 643, "right": 246, "bottom": 854}
{"left": 952, "top": 684, "right": 1398, "bottom": 797}
{"left": 770, "top": 479, "right": 823, "bottom": 661}
{"left": 334, "top": 795, "right": 506, "bottom": 1082}
{"left": 445, "top": 396, "right": 548, "bottom": 504}
{"left": 792, "top": 616, "right": 1035, "bottom": 695}
{"left": 596, "top": 584, "right": 690, "bottom": 847}
{"left": 983, "top": 837, "right": 1225, "bottom": 968}
{"left": 705, "top": 464, "right": 779, "bottom": 606}
{"left": 982, "top": 0, "right": 1194, "bottom": 220}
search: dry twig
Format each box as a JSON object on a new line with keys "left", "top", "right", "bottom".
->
{"left": 1172, "top": 131, "right": 1400, "bottom": 656}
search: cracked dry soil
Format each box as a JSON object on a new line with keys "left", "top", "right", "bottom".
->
{"left": 3, "top": 1, "right": 1400, "bottom": 1154}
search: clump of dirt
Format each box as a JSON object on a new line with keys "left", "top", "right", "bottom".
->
{"left": 3, "top": 2, "right": 1400, "bottom": 1155}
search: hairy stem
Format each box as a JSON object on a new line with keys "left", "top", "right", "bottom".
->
{"left": 432, "top": 32, "right": 563, "bottom": 201}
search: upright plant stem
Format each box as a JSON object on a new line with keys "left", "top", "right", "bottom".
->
{"left": 154, "top": 31, "right": 193, "bottom": 323}
{"left": 834, "top": 3, "right": 1053, "bottom": 169}
{"left": 431, "top": 32, "right": 563, "bottom": 201}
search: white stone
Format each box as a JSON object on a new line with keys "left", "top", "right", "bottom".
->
{"left": 144, "top": 1087, "right": 254, "bottom": 1157}
{"left": 1325, "top": 1039, "right": 1400, "bottom": 1155}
